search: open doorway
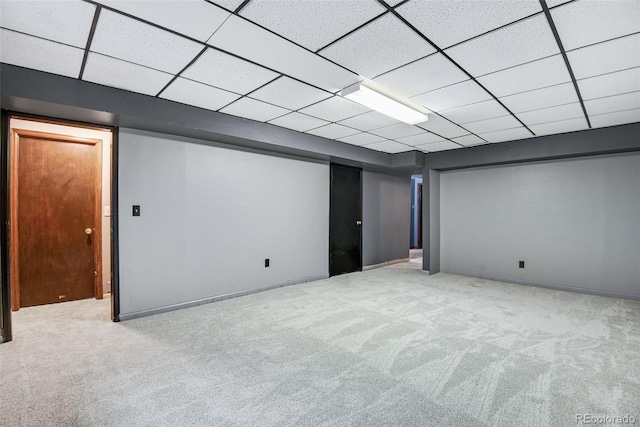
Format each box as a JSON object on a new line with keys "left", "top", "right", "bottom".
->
{"left": 410, "top": 174, "right": 423, "bottom": 264}
{"left": 1, "top": 115, "right": 114, "bottom": 342}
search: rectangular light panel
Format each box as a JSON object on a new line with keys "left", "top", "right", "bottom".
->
{"left": 342, "top": 82, "right": 428, "bottom": 125}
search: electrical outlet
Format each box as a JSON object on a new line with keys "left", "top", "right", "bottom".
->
{"left": 519, "top": 260, "right": 525, "bottom": 268}
{"left": 265, "top": 259, "right": 270, "bottom": 268}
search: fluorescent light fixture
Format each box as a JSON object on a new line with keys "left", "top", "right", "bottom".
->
{"left": 341, "top": 82, "right": 428, "bottom": 125}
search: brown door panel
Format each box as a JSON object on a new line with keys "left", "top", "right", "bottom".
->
{"left": 15, "top": 134, "right": 99, "bottom": 308}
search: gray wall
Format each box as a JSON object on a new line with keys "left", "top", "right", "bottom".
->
{"left": 439, "top": 152, "right": 640, "bottom": 298}
{"left": 118, "top": 129, "right": 330, "bottom": 317}
{"left": 363, "top": 171, "right": 410, "bottom": 266}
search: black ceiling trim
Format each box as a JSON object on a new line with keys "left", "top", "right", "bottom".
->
{"left": 377, "top": 0, "right": 536, "bottom": 136}
{"left": 82, "top": 0, "right": 205, "bottom": 45}
{"left": 213, "top": 8, "right": 362, "bottom": 77}
{"left": 155, "top": 46, "right": 209, "bottom": 97}
{"left": 565, "top": 31, "right": 640, "bottom": 53}
{"left": 539, "top": 0, "right": 592, "bottom": 128}
{"left": 214, "top": 75, "right": 284, "bottom": 112}
{"left": 443, "top": 11, "right": 543, "bottom": 51}
{"left": 391, "top": 0, "right": 411, "bottom": 8}
{"left": 78, "top": 5, "right": 101, "bottom": 80}
{"left": 207, "top": 45, "right": 336, "bottom": 95}
{"left": 549, "top": 0, "right": 578, "bottom": 9}
{"left": 315, "top": 10, "right": 389, "bottom": 53}
{"left": 242, "top": 75, "right": 283, "bottom": 98}
{"left": 234, "top": 0, "right": 252, "bottom": 14}
{"left": 416, "top": 114, "right": 484, "bottom": 148}
{"left": 81, "top": 0, "right": 362, "bottom": 85}
{"left": 371, "top": 51, "right": 438, "bottom": 80}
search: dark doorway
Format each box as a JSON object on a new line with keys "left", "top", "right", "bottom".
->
{"left": 417, "top": 182, "right": 423, "bottom": 249}
{"left": 329, "top": 164, "right": 362, "bottom": 276}
{"left": 410, "top": 175, "right": 423, "bottom": 249}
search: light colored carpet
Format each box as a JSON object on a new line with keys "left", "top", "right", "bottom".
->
{"left": 1, "top": 263, "right": 639, "bottom": 426}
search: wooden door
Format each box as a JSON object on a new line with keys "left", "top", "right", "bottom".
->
{"left": 329, "top": 164, "right": 362, "bottom": 276}
{"left": 10, "top": 130, "right": 102, "bottom": 309}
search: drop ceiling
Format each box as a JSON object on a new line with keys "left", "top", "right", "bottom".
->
{"left": 0, "top": 0, "right": 638, "bottom": 154}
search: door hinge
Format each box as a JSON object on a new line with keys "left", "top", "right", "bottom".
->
{"left": 94, "top": 271, "right": 98, "bottom": 276}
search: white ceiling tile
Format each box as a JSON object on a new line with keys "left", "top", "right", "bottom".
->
{"left": 182, "top": 48, "right": 279, "bottom": 95}
{"left": 208, "top": 15, "right": 359, "bottom": 92}
{"left": 411, "top": 80, "right": 492, "bottom": 112}
{"left": 91, "top": 9, "right": 203, "bottom": 74}
{"left": 208, "top": 0, "right": 245, "bottom": 12}
{"left": 529, "top": 117, "right": 588, "bottom": 136}
{"left": 547, "top": 0, "right": 572, "bottom": 8}
{"left": 440, "top": 100, "right": 509, "bottom": 124}
{"left": 306, "top": 123, "right": 360, "bottom": 140}
{"left": 337, "top": 133, "right": 387, "bottom": 146}
{"left": 499, "top": 82, "right": 579, "bottom": 113}
{"left": 337, "top": 111, "right": 400, "bottom": 131}
{"left": 0, "top": 29, "right": 84, "bottom": 78}
{"left": 590, "top": 108, "right": 640, "bottom": 128}
{"left": 319, "top": 13, "right": 435, "bottom": 78}
{"left": 373, "top": 53, "right": 469, "bottom": 98}
{"left": 395, "top": 132, "right": 445, "bottom": 146}
{"left": 415, "top": 141, "right": 462, "bottom": 153}
{"left": 463, "top": 115, "right": 522, "bottom": 134}
{"left": 159, "top": 77, "right": 240, "bottom": 111}
{"left": 445, "top": 15, "right": 559, "bottom": 76}
{"left": 396, "top": 0, "right": 542, "bottom": 49}
{"left": 584, "top": 92, "right": 640, "bottom": 116}
{"left": 220, "top": 97, "right": 290, "bottom": 122}
{"left": 240, "top": 0, "right": 385, "bottom": 51}
{"left": 0, "top": 0, "right": 95, "bottom": 48}
{"left": 452, "top": 134, "right": 486, "bottom": 147}
{"left": 477, "top": 55, "right": 571, "bottom": 97}
{"left": 478, "top": 127, "right": 532, "bottom": 143}
{"left": 370, "top": 123, "right": 424, "bottom": 139}
{"left": 96, "top": 0, "right": 229, "bottom": 42}
{"left": 517, "top": 102, "right": 585, "bottom": 126}
{"left": 299, "top": 96, "right": 371, "bottom": 122}
{"left": 567, "top": 33, "right": 640, "bottom": 79}
{"left": 249, "top": 77, "right": 332, "bottom": 110}
{"left": 83, "top": 52, "right": 173, "bottom": 96}
{"left": 364, "top": 140, "right": 415, "bottom": 153}
{"left": 268, "top": 112, "right": 329, "bottom": 132}
{"left": 578, "top": 67, "right": 640, "bottom": 100}
{"left": 551, "top": 0, "right": 640, "bottom": 51}
{"left": 417, "top": 114, "right": 469, "bottom": 138}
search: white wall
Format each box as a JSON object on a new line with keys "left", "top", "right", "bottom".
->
{"left": 10, "top": 118, "right": 112, "bottom": 293}
{"left": 362, "top": 171, "right": 410, "bottom": 266}
{"left": 118, "top": 129, "right": 329, "bottom": 316}
{"left": 440, "top": 153, "right": 640, "bottom": 298}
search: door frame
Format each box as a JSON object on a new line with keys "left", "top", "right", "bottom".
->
{"left": 10, "top": 129, "right": 103, "bottom": 310}
{"left": 0, "top": 110, "right": 121, "bottom": 343}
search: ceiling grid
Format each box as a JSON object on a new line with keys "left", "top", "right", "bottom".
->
{"left": 0, "top": 0, "right": 638, "bottom": 154}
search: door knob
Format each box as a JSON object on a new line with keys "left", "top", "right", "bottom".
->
{"left": 85, "top": 228, "right": 93, "bottom": 235}
{"left": 356, "top": 220, "right": 362, "bottom": 225}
